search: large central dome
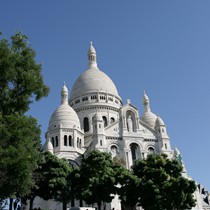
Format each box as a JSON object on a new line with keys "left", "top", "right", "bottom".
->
{"left": 70, "top": 67, "right": 119, "bottom": 99}
{"left": 69, "top": 42, "right": 122, "bottom": 108}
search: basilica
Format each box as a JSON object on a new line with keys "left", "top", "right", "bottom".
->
{"left": 40, "top": 43, "right": 209, "bottom": 210}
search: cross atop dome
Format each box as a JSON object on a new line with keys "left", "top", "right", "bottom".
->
{"left": 88, "top": 41, "right": 97, "bottom": 68}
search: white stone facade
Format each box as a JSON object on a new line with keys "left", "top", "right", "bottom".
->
{"left": 40, "top": 43, "right": 209, "bottom": 210}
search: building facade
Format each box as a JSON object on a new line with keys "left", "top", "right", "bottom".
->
{"left": 41, "top": 43, "right": 209, "bottom": 210}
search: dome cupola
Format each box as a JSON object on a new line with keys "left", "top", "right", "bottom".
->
{"left": 43, "top": 138, "right": 54, "bottom": 154}
{"left": 48, "top": 83, "right": 81, "bottom": 130}
{"left": 88, "top": 41, "right": 97, "bottom": 68}
{"left": 61, "top": 81, "right": 68, "bottom": 104}
{"left": 140, "top": 91, "right": 157, "bottom": 129}
{"left": 155, "top": 115, "right": 165, "bottom": 127}
{"left": 69, "top": 42, "right": 122, "bottom": 110}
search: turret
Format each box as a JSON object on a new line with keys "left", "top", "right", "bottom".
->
{"left": 46, "top": 83, "right": 84, "bottom": 161}
{"left": 155, "top": 115, "right": 168, "bottom": 136}
{"left": 92, "top": 111, "right": 107, "bottom": 152}
{"left": 155, "top": 115, "right": 171, "bottom": 154}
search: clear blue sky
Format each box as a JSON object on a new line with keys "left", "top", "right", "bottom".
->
{"left": 1, "top": 1, "right": 210, "bottom": 191}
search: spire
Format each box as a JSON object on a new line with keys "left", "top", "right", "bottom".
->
{"left": 142, "top": 91, "right": 151, "bottom": 112}
{"left": 88, "top": 41, "right": 98, "bottom": 68}
{"left": 61, "top": 82, "right": 68, "bottom": 105}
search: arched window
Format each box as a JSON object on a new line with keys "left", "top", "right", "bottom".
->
{"left": 102, "top": 116, "right": 108, "bottom": 127}
{"left": 79, "top": 139, "right": 82, "bottom": 148}
{"left": 55, "top": 136, "right": 58, "bottom": 147}
{"left": 148, "top": 147, "right": 155, "bottom": 155}
{"left": 51, "top": 137, "right": 55, "bottom": 147}
{"left": 84, "top": 117, "right": 89, "bottom": 132}
{"left": 130, "top": 143, "right": 139, "bottom": 161}
{"left": 77, "top": 137, "right": 79, "bottom": 147}
{"left": 110, "top": 117, "right": 115, "bottom": 123}
{"left": 111, "top": 145, "right": 118, "bottom": 157}
{"left": 64, "top": 135, "right": 67, "bottom": 146}
{"left": 69, "top": 135, "right": 72, "bottom": 146}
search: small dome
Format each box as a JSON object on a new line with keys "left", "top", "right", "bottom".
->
{"left": 44, "top": 138, "right": 53, "bottom": 154}
{"left": 48, "top": 84, "right": 81, "bottom": 131}
{"left": 155, "top": 116, "right": 165, "bottom": 127}
{"left": 48, "top": 104, "right": 80, "bottom": 130}
{"left": 141, "top": 112, "right": 157, "bottom": 128}
{"left": 140, "top": 91, "right": 157, "bottom": 128}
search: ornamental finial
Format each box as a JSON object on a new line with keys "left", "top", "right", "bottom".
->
{"left": 88, "top": 41, "right": 97, "bottom": 68}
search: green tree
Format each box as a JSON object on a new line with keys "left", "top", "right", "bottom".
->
{"left": 23, "top": 152, "right": 72, "bottom": 210}
{"left": 116, "top": 169, "right": 140, "bottom": 210}
{"left": 0, "top": 31, "right": 49, "bottom": 200}
{"left": 0, "top": 31, "right": 49, "bottom": 115}
{"left": 132, "top": 154, "right": 196, "bottom": 210}
{"left": 0, "top": 114, "right": 42, "bottom": 199}
{"left": 74, "top": 150, "right": 117, "bottom": 210}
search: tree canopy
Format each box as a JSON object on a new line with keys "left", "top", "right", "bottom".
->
{"left": 0, "top": 31, "right": 49, "bottom": 199}
{"left": 0, "top": 113, "right": 42, "bottom": 199}
{"left": 131, "top": 154, "right": 196, "bottom": 210}
{"left": 23, "top": 152, "right": 72, "bottom": 210}
{"left": 73, "top": 150, "right": 118, "bottom": 210}
{"left": 0, "top": 31, "right": 49, "bottom": 115}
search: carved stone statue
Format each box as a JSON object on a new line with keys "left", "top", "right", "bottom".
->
{"left": 127, "top": 115, "right": 133, "bottom": 132}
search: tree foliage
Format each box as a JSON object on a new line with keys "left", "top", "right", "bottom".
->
{"left": 116, "top": 169, "right": 140, "bottom": 210}
{"left": 0, "top": 31, "right": 49, "bottom": 115}
{"left": 131, "top": 154, "right": 196, "bottom": 210}
{"left": 23, "top": 152, "right": 72, "bottom": 210}
{"left": 73, "top": 150, "right": 117, "bottom": 210}
{"left": 0, "top": 31, "right": 49, "bottom": 199}
{"left": 0, "top": 114, "right": 42, "bottom": 198}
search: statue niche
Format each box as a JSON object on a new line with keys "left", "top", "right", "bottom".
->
{"left": 127, "top": 115, "right": 134, "bottom": 132}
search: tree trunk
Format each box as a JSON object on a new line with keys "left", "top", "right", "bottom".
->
{"left": 71, "top": 196, "right": 74, "bottom": 207}
{"left": 63, "top": 201, "right": 67, "bottom": 210}
{"left": 29, "top": 197, "right": 34, "bottom": 210}
{"left": 121, "top": 204, "right": 136, "bottom": 210}
{"left": 79, "top": 200, "right": 83, "bottom": 207}
{"left": 9, "top": 198, "right": 13, "bottom": 210}
{"left": 97, "top": 202, "right": 101, "bottom": 210}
